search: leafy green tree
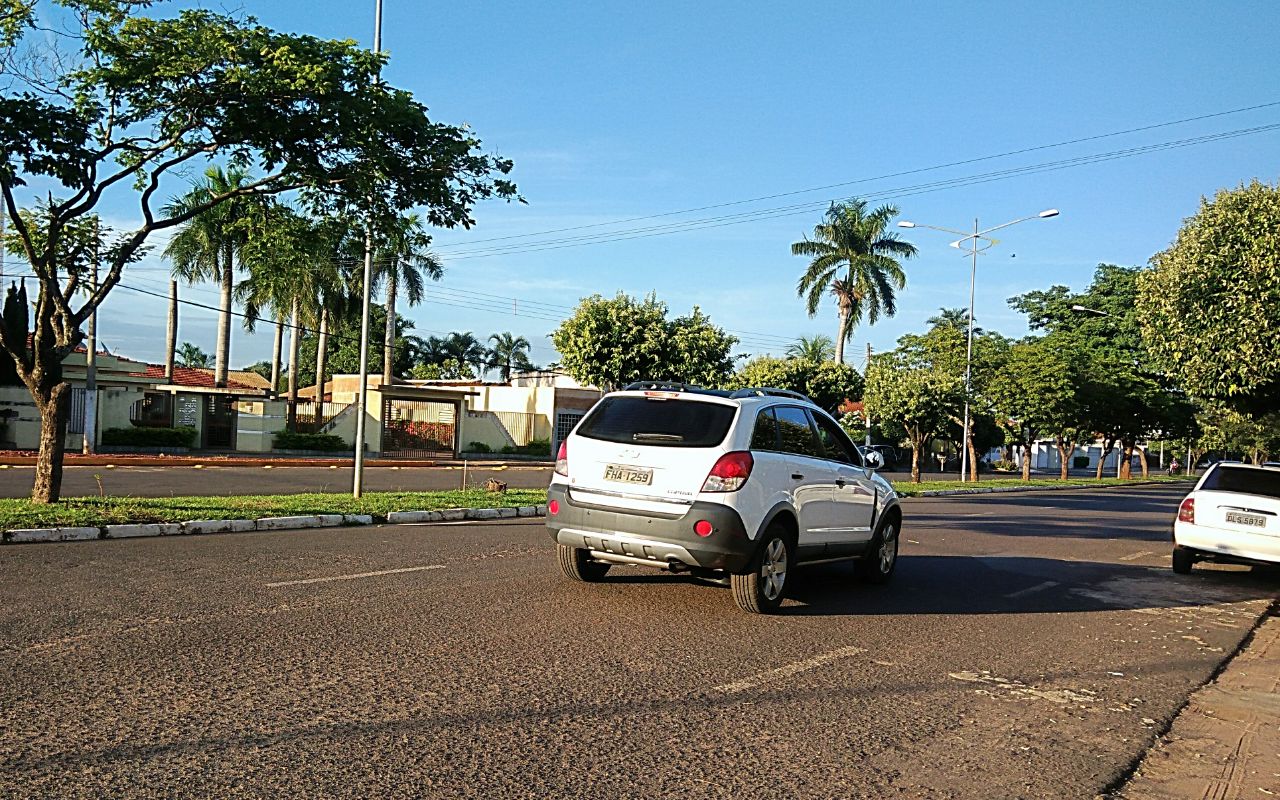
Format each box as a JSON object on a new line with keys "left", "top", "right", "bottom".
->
{"left": 373, "top": 213, "right": 442, "bottom": 384}
{"left": 176, "top": 342, "right": 211, "bottom": 369}
{"left": 488, "top": 332, "right": 534, "bottom": 382}
{"left": 785, "top": 335, "right": 835, "bottom": 362}
{"left": 552, "top": 293, "right": 737, "bottom": 390}
{"left": 292, "top": 304, "right": 422, "bottom": 388}
{"left": 863, "top": 353, "right": 963, "bottom": 482}
{"left": 926, "top": 307, "right": 984, "bottom": 336}
{"left": 1141, "top": 180, "right": 1280, "bottom": 417}
{"left": 409, "top": 358, "right": 475, "bottom": 381}
{"left": 792, "top": 199, "right": 916, "bottom": 364}
{"left": 986, "top": 340, "right": 1076, "bottom": 481}
{"left": 0, "top": 2, "right": 517, "bottom": 502}
{"left": 729, "top": 356, "right": 863, "bottom": 414}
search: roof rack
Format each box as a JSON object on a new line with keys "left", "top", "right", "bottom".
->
{"left": 622, "top": 381, "right": 704, "bottom": 392}
{"left": 728, "top": 386, "right": 816, "bottom": 404}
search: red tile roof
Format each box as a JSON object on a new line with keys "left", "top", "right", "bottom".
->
{"left": 132, "top": 364, "right": 268, "bottom": 392}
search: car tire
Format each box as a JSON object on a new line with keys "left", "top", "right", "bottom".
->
{"left": 1172, "top": 545, "right": 1195, "bottom": 575}
{"left": 731, "top": 524, "right": 793, "bottom": 614}
{"left": 857, "top": 516, "right": 900, "bottom": 584}
{"left": 557, "top": 544, "right": 610, "bottom": 582}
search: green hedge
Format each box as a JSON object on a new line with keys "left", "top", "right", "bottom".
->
{"left": 103, "top": 426, "right": 197, "bottom": 448}
{"left": 272, "top": 431, "right": 348, "bottom": 452}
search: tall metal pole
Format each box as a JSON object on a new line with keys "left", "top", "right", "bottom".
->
{"left": 352, "top": 0, "right": 383, "bottom": 499}
{"left": 864, "top": 342, "right": 872, "bottom": 448}
{"left": 82, "top": 257, "right": 98, "bottom": 454}
{"left": 960, "top": 218, "right": 978, "bottom": 483}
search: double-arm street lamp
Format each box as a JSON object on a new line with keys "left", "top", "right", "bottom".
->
{"left": 898, "top": 209, "right": 1059, "bottom": 482}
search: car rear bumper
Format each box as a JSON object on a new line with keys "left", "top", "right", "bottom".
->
{"left": 1174, "top": 520, "right": 1280, "bottom": 565}
{"left": 545, "top": 483, "right": 755, "bottom": 572}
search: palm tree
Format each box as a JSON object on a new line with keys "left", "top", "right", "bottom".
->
{"left": 785, "top": 334, "right": 835, "bottom": 362}
{"left": 792, "top": 199, "right": 917, "bottom": 363}
{"left": 488, "top": 332, "right": 534, "bottom": 382}
{"left": 442, "top": 331, "right": 488, "bottom": 374}
{"left": 163, "top": 166, "right": 256, "bottom": 387}
{"left": 373, "top": 213, "right": 442, "bottom": 383}
{"left": 175, "top": 342, "right": 212, "bottom": 368}
{"left": 927, "top": 307, "right": 983, "bottom": 336}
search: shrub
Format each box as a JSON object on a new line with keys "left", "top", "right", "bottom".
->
{"left": 515, "top": 438, "right": 551, "bottom": 456}
{"left": 467, "top": 441, "right": 493, "bottom": 453}
{"left": 500, "top": 444, "right": 516, "bottom": 454}
{"left": 992, "top": 458, "right": 1017, "bottom": 472}
{"left": 272, "top": 431, "right": 348, "bottom": 452}
{"left": 103, "top": 426, "right": 197, "bottom": 448}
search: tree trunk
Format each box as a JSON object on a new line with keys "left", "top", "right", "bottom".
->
{"left": 967, "top": 431, "right": 979, "bottom": 482}
{"left": 1120, "top": 440, "right": 1134, "bottom": 480}
{"left": 1021, "top": 442, "right": 1032, "bottom": 481}
{"left": 1056, "top": 437, "right": 1075, "bottom": 480}
{"left": 1095, "top": 437, "right": 1115, "bottom": 480}
{"left": 383, "top": 267, "right": 397, "bottom": 384}
{"left": 214, "top": 252, "right": 232, "bottom": 388}
{"left": 31, "top": 381, "right": 70, "bottom": 504}
{"left": 910, "top": 444, "right": 921, "bottom": 483}
{"left": 287, "top": 297, "right": 301, "bottom": 432}
{"left": 1137, "top": 445, "right": 1149, "bottom": 478}
{"left": 164, "top": 280, "right": 178, "bottom": 381}
{"left": 270, "top": 315, "right": 284, "bottom": 398}
{"left": 315, "top": 307, "right": 329, "bottom": 403}
{"left": 833, "top": 304, "right": 851, "bottom": 365}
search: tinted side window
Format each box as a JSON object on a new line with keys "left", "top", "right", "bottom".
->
{"left": 577, "top": 397, "right": 736, "bottom": 448}
{"left": 811, "top": 411, "right": 859, "bottom": 465}
{"left": 774, "top": 406, "right": 821, "bottom": 458}
{"left": 750, "top": 408, "right": 780, "bottom": 450}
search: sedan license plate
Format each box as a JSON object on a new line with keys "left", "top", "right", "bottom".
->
{"left": 1226, "top": 511, "right": 1266, "bottom": 528}
{"left": 603, "top": 464, "right": 653, "bottom": 485}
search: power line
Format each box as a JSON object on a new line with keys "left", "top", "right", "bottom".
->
{"left": 429, "top": 100, "right": 1280, "bottom": 252}
{"left": 436, "top": 123, "right": 1280, "bottom": 260}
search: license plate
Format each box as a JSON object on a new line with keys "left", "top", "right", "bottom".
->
{"left": 1226, "top": 511, "right": 1266, "bottom": 528}
{"left": 603, "top": 464, "right": 653, "bottom": 485}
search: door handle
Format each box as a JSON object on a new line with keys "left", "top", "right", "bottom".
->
{"left": 791, "top": 473, "right": 804, "bottom": 480}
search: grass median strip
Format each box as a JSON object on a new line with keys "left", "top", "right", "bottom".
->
{"left": 892, "top": 474, "right": 1197, "bottom": 497}
{"left": 0, "top": 489, "right": 548, "bottom": 530}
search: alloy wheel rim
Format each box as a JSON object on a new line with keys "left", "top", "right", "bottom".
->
{"left": 879, "top": 525, "right": 897, "bottom": 573}
{"left": 761, "top": 538, "right": 788, "bottom": 600}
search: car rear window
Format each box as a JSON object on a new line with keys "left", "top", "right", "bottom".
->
{"left": 1201, "top": 466, "right": 1280, "bottom": 500}
{"left": 576, "top": 396, "right": 736, "bottom": 448}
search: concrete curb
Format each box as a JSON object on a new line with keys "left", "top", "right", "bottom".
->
{"left": 2, "top": 505, "right": 547, "bottom": 545}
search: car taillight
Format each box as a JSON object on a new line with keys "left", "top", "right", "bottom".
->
{"left": 1178, "top": 497, "right": 1195, "bottom": 523}
{"left": 701, "top": 451, "right": 753, "bottom": 492}
{"left": 555, "top": 441, "right": 568, "bottom": 476}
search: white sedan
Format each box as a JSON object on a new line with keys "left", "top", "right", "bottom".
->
{"left": 1173, "top": 462, "right": 1280, "bottom": 573}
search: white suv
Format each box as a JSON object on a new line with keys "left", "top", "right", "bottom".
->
{"left": 1172, "top": 462, "right": 1280, "bottom": 573}
{"left": 546, "top": 382, "right": 903, "bottom": 613}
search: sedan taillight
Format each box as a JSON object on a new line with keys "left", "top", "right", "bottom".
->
{"left": 702, "top": 451, "right": 754, "bottom": 492}
{"left": 555, "top": 441, "right": 568, "bottom": 476}
{"left": 1178, "top": 497, "right": 1195, "bottom": 523}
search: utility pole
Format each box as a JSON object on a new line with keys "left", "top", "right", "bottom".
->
{"left": 864, "top": 342, "right": 872, "bottom": 448}
{"left": 352, "top": 0, "right": 383, "bottom": 498}
{"left": 82, "top": 240, "right": 99, "bottom": 454}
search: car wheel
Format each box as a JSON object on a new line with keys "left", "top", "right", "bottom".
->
{"left": 731, "top": 524, "right": 793, "bottom": 614}
{"left": 557, "top": 544, "right": 610, "bottom": 582}
{"left": 857, "top": 517, "right": 899, "bottom": 584}
{"left": 1172, "top": 545, "right": 1195, "bottom": 575}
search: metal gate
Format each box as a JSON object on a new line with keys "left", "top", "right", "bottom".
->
{"left": 381, "top": 397, "right": 457, "bottom": 458}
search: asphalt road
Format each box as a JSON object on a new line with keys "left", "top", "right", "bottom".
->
{"left": 0, "top": 465, "right": 955, "bottom": 498}
{"left": 2, "top": 484, "right": 1276, "bottom": 798}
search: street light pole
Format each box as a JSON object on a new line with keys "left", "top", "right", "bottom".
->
{"left": 899, "top": 209, "right": 1059, "bottom": 482}
{"left": 352, "top": 0, "right": 383, "bottom": 499}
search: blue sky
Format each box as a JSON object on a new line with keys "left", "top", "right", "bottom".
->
{"left": 13, "top": 1, "right": 1280, "bottom": 372}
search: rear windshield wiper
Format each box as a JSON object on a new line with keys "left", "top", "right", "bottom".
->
{"left": 633, "top": 432, "right": 684, "bottom": 442}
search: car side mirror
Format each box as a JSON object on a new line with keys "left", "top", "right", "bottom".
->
{"left": 862, "top": 450, "right": 883, "bottom": 470}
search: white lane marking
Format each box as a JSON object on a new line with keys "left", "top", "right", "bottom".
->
{"left": 964, "top": 512, "right": 991, "bottom": 517}
{"left": 1004, "top": 580, "right": 1060, "bottom": 599}
{"left": 712, "top": 645, "right": 866, "bottom": 694}
{"left": 265, "top": 565, "right": 445, "bottom": 588}
{"left": 1118, "top": 550, "right": 1153, "bottom": 561}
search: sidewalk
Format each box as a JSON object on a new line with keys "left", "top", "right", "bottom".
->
{"left": 1114, "top": 602, "right": 1280, "bottom": 798}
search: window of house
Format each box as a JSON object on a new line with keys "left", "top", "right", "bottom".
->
{"left": 131, "top": 392, "right": 173, "bottom": 428}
